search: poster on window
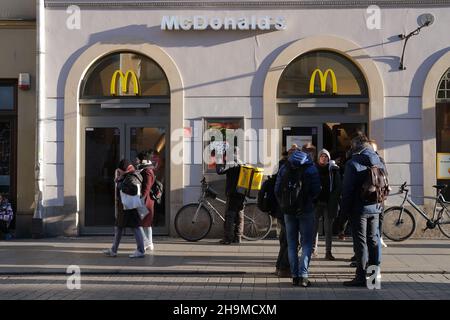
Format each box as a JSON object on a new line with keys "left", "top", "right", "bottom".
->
{"left": 286, "top": 135, "right": 312, "bottom": 150}
{"left": 437, "top": 153, "right": 450, "bottom": 179}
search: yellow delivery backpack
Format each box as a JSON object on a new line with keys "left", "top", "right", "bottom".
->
{"left": 236, "top": 165, "right": 264, "bottom": 198}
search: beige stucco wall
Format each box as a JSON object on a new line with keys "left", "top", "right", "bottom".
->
{"left": 0, "top": 27, "right": 36, "bottom": 237}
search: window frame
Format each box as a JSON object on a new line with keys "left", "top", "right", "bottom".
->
{"left": 202, "top": 117, "right": 245, "bottom": 174}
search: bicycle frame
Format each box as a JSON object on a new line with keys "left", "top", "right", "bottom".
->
{"left": 399, "top": 187, "right": 449, "bottom": 224}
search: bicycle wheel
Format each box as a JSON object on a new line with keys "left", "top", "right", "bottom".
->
{"left": 382, "top": 206, "right": 416, "bottom": 241}
{"left": 438, "top": 207, "right": 450, "bottom": 238}
{"left": 174, "top": 203, "right": 212, "bottom": 242}
{"left": 242, "top": 203, "right": 272, "bottom": 241}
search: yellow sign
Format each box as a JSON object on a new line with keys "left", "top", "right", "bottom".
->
{"left": 110, "top": 70, "right": 140, "bottom": 96}
{"left": 309, "top": 68, "right": 338, "bottom": 94}
{"left": 437, "top": 153, "right": 450, "bottom": 179}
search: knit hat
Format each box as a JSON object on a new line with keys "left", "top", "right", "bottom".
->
{"left": 318, "top": 148, "right": 331, "bottom": 161}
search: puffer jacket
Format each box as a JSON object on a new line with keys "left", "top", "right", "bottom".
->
{"left": 274, "top": 150, "right": 321, "bottom": 214}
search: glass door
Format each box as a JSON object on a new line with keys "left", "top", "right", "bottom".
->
{"left": 0, "top": 119, "right": 15, "bottom": 203}
{"left": 282, "top": 126, "right": 321, "bottom": 158}
{"left": 83, "top": 125, "right": 124, "bottom": 230}
{"left": 128, "top": 126, "right": 168, "bottom": 233}
{"left": 81, "top": 121, "right": 168, "bottom": 234}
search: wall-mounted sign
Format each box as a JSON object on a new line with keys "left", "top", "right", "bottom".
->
{"left": 309, "top": 68, "right": 338, "bottom": 94}
{"left": 110, "top": 70, "right": 140, "bottom": 96}
{"left": 161, "top": 15, "right": 287, "bottom": 31}
{"left": 437, "top": 153, "right": 450, "bottom": 179}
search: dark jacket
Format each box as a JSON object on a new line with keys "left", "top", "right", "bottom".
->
{"left": 274, "top": 150, "right": 321, "bottom": 214}
{"left": 216, "top": 162, "right": 246, "bottom": 212}
{"left": 138, "top": 164, "right": 155, "bottom": 228}
{"left": 115, "top": 170, "right": 141, "bottom": 228}
{"left": 341, "top": 146, "right": 385, "bottom": 216}
{"left": 316, "top": 160, "right": 342, "bottom": 219}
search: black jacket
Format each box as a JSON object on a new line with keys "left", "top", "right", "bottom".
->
{"left": 216, "top": 162, "right": 245, "bottom": 212}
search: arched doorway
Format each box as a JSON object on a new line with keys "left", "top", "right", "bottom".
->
{"left": 276, "top": 50, "right": 369, "bottom": 162}
{"left": 263, "top": 36, "right": 385, "bottom": 175}
{"left": 63, "top": 43, "right": 184, "bottom": 237}
{"left": 78, "top": 51, "right": 170, "bottom": 234}
{"left": 436, "top": 68, "right": 450, "bottom": 200}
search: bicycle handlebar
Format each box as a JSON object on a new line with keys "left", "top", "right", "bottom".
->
{"left": 399, "top": 182, "right": 409, "bottom": 193}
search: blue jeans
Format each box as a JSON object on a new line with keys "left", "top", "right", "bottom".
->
{"left": 350, "top": 213, "right": 380, "bottom": 280}
{"left": 284, "top": 212, "right": 315, "bottom": 278}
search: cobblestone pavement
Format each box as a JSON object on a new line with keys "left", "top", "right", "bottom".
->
{"left": 0, "top": 237, "right": 449, "bottom": 300}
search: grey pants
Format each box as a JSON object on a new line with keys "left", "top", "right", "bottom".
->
{"left": 111, "top": 226, "right": 145, "bottom": 254}
{"left": 224, "top": 209, "right": 244, "bottom": 242}
{"left": 313, "top": 202, "right": 334, "bottom": 254}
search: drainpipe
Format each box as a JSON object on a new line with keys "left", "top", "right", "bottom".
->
{"left": 32, "top": 0, "right": 46, "bottom": 238}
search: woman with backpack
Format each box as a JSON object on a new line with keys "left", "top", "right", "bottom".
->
{"left": 103, "top": 159, "right": 146, "bottom": 258}
{"left": 136, "top": 151, "right": 156, "bottom": 252}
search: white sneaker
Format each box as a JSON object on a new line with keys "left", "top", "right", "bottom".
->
{"left": 380, "top": 237, "right": 388, "bottom": 248}
{"left": 145, "top": 243, "right": 154, "bottom": 251}
{"left": 129, "top": 250, "right": 145, "bottom": 258}
{"left": 102, "top": 249, "right": 117, "bottom": 257}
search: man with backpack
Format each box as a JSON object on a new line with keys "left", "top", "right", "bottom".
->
{"left": 275, "top": 148, "right": 321, "bottom": 287}
{"left": 342, "top": 133, "right": 388, "bottom": 287}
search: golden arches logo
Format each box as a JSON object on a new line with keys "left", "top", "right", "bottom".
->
{"left": 110, "top": 70, "right": 140, "bottom": 96}
{"left": 309, "top": 68, "right": 338, "bottom": 94}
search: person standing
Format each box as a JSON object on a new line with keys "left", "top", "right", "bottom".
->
{"left": 275, "top": 149, "right": 321, "bottom": 287}
{"left": 0, "top": 194, "right": 14, "bottom": 240}
{"left": 103, "top": 159, "right": 146, "bottom": 258}
{"left": 136, "top": 152, "right": 156, "bottom": 252}
{"left": 312, "top": 149, "right": 342, "bottom": 260}
{"left": 342, "top": 134, "right": 385, "bottom": 286}
{"left": 273, "top": 150, "right": 291, "bottom": 277}
{"left": 216, "top": 150, "right": 245, "bottom": 245}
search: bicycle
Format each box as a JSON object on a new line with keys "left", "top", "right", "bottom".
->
{"left": 382, "top": 182, "right": 450, "bottom": 241}
{"left": 174, "top": 177, "right": 272, "bottom": 242}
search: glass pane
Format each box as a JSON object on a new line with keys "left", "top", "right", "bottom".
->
{"left": 85, "top": 127, "right": 120, "bottom": 226}
{"left": 0, "top": 121, "right": 11, "bottom": 197}
{"left": 81, "top": 52, "right": 169, "bottom": 98}
{"left": 204, "top": 119, "right": 244, "bottom": 173}
{"left": 0, "top": 86, "right": 14, "bottom": 110}
{"left": 277, "top": 51, "right": 368, "bottom": 98}
{"left": 130, "top": 127, "right": 166, "bottom": 227}
{"left": 436, "top": 103, "right": 450, "bottom": 153}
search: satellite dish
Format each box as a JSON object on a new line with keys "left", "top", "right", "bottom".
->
{"left": 418, "top": 13, "right": 435, "bottom": 27}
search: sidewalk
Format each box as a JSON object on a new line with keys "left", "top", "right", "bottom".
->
{"left": 1, "top": 237, "right": 449, "bottom": 275}
{"left": 1, "top": 237, "right": 449, "bottom": 300}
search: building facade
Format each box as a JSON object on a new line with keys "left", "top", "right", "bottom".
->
{"left": 29, "top": 0, "right": 450, "bottom": 237}
{"left": 0, "top": 0, "right": 36, "bottom": 237}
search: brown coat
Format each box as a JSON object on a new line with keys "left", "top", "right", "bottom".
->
{"left": 139, "top": 166, "right": 155, "bottom": 227}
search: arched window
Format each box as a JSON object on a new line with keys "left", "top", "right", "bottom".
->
{"left": 277, "top": 50, "right": 368, "bottom": 98}
{"left": 80, "top": 52, "right": 169, "bottom": 98}
{"left": 437, "top": 68, "right": 450, "bottom": 100}
{"left": 436, "top": 68, "right": 450, "bottom": 194}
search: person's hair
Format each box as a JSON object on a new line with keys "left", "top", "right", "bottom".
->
{"left": 137, "top": 151, "right": 152, "bottom": 162}
{"left": 281, "top": 151, "right": 288, "bottom": 157}
{"left": 302, "top": 143, "right": 317, "bottom": 160}
{"left": 118, "top": 159, "right": 131, "bottom": 171}
{"left": 351, "top": 132, "right": 369, "bottom": 149}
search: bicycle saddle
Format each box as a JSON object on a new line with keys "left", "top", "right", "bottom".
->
{"left": 432, "top": 185, "right": 447, "bottom": 190}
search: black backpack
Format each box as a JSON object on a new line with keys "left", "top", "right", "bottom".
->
{"left": 119, "top": 171, "right": 143, "bottom": 196}
{"left": 277, "top": 163, "right": 306, "bottom": 215}
{"left": 361, "top": 165, "right": 390, "bottom": 205}
{"left": 150, "top": 179, "right": 164, "bottom": 204}
{"left": 257, "top": 175, "right": 277, "bottom": 215}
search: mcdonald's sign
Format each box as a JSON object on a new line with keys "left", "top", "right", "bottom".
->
{"left": 309, "top": 68, "right": 338, "bottom": 94}
{"left": 110, "top": 70, "right": 140, "bottom": 96}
